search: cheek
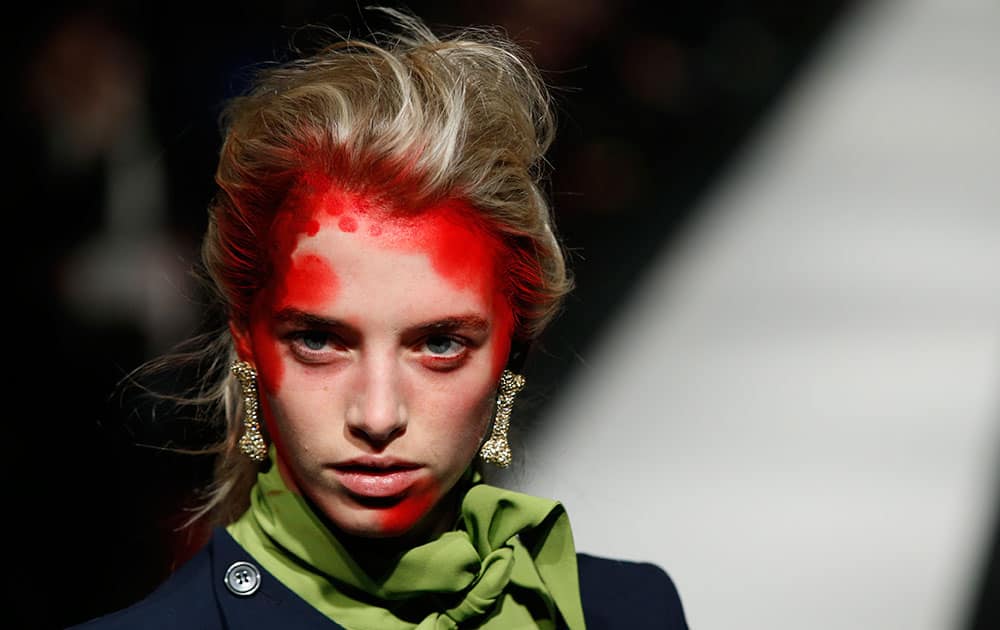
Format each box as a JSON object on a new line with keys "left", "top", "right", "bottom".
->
{"left": 427, "top": 384, "right": 495, "bottom": 454}
{"left": 248, "top": 294, "right": 284, "bottom": 396}
{"left": 259, "top": 388, "right": 332, "bottom": 495}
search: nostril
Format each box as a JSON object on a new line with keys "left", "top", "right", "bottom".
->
{"left": 347, "top": 397, "right": 406, "bottom": 444}
{"left": 349, "top": 422, "right": 405, "bottom": 446}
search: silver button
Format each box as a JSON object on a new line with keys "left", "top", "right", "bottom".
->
{"left": 224, "top": 561, "right": 261, "bottom": 596}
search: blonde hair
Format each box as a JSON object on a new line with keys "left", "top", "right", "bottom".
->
{"left": 175, "top": 8, "right": 571, "bottom": 525}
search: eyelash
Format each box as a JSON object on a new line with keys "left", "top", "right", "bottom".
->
{"left": 284, "top": 330, "right": 471, "bottom": 367}
{"left": 416, "top": 335, "right": 470, "bottom": 371}
{"left": 422, "top": 334, "right": 465, "bottom": 355}
{"left": 286, "top": 330, "right": 345, "bottom": 363}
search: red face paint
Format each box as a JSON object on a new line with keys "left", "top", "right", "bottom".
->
{"left": 338, "top": 215, "right": 358, "bottom": 232}
{"left": 375, "top": 483, "right": 440, "bottom": 536}
{"left": 283, "top": 254, "right": 337, "bottom": 308}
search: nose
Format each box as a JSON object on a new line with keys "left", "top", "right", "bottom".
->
{"left": 346, "top": 355, "right": 407, "bottom": 446}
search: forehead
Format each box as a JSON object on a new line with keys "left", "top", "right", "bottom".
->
{"left": 268, "top": 177, "right": 505, "bottom": 298}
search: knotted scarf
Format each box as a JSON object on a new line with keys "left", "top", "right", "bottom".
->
{"left": 227, "top": 455, "right": 587, "bottom": 629}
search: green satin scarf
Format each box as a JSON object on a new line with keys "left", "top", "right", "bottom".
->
{"left": 227, "top": 455, "right": 587, "bottom": 629}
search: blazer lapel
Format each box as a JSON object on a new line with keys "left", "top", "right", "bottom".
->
{"left": 210, "top": 529, "right": 347, "bottom": 629}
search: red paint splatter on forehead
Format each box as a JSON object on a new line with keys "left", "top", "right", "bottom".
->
{"left": 281, "top": 254, "right": 337, "bottom": 308}
{"left": 338, "top": 215, "right": 358, "bottom": 232}
{"left": 252, "top": 174, "right": 517, "bottom": 392}
{"left": 379, "top": 200, "right": 503, "bottom": 295}
{"left": 304, "top": 176, "right": 514, "bottom": 330}
{"left": 286, "top": 173, "right": 507, "bottom": 292}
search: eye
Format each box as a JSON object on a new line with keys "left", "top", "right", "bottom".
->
{"left": 300, "top": 331, "right": 329, "bottom": 351}
{"left": 424, "top": 335, "right": 464, "bottom": 357}
{"left": 288, "top": 330, "right": 345, "bottom": 363}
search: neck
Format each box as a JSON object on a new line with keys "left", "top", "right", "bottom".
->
{"left": 311, "top": 481, "right": 465, "bottom": 578}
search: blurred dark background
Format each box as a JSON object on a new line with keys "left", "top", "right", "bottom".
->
{"left": 17, "top": 1, "right": 995, "bottom": 629}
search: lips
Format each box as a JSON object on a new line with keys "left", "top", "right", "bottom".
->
{"left": 331, "top": 458, "right": 423, "bottom": 499}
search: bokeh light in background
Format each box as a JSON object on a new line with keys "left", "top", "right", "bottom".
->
{"left": 11, "top": 1, "right": 997, "bottom": 628}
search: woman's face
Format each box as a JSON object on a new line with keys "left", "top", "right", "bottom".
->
{"left": 233, "top": 181, "right": 514, "bottom": 540}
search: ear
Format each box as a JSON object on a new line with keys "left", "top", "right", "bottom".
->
{"left": 229, "top": 320, "right": 254, "bottom": 363}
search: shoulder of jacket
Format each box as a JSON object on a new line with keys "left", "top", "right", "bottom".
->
{"left": 576, "top": 552, "right": 689, "bottom": 629}
{"left": 67, "top": 538, "right": 220, "bottom": 629}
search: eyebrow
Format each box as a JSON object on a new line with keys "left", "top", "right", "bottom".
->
{"left": 274, "top": 308, "right": 346, "bottom": 328}
{"left": 412, "top": 315, "right": 490, "bottom": 335}
{"left": 272, "top": 308, "right": 490, "bottom": 334}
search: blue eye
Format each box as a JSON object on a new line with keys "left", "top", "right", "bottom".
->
{"left": 425, "top": 335, "right": 461, "bottom": 356}
{"left": 285, "top": 327, "right": 350, "bottom": 365}
{"left": 300, "top": 331, "right": 329, "bottom": 351}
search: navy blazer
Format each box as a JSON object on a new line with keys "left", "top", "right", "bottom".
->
{"left": 72, "top": 529, "right": 688, "bottom": 629}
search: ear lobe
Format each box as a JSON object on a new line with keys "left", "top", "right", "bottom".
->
{"left": 229, "top": 321, "right": 254, "bottom": 362}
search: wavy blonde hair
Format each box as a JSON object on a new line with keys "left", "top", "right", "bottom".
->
{"left": 168, "top": 8, "right": 571, "bottom": 526}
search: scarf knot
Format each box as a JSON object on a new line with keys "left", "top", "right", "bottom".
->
{"left": 445, "top": 545, "right": 514, "bottom": 623}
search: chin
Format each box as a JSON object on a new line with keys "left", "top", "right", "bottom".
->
{"left": 331, "top": 491, "right": 442, "bottom": 540}
{"left": 336, "top": 517, "right": 401, "bottom": 539}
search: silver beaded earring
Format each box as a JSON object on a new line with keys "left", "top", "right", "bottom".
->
{"left": 231, "top": 360, "right": 267, "bottom": 462}
{"left": 479, "top": 370, "right": 526, "bottom": 468}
